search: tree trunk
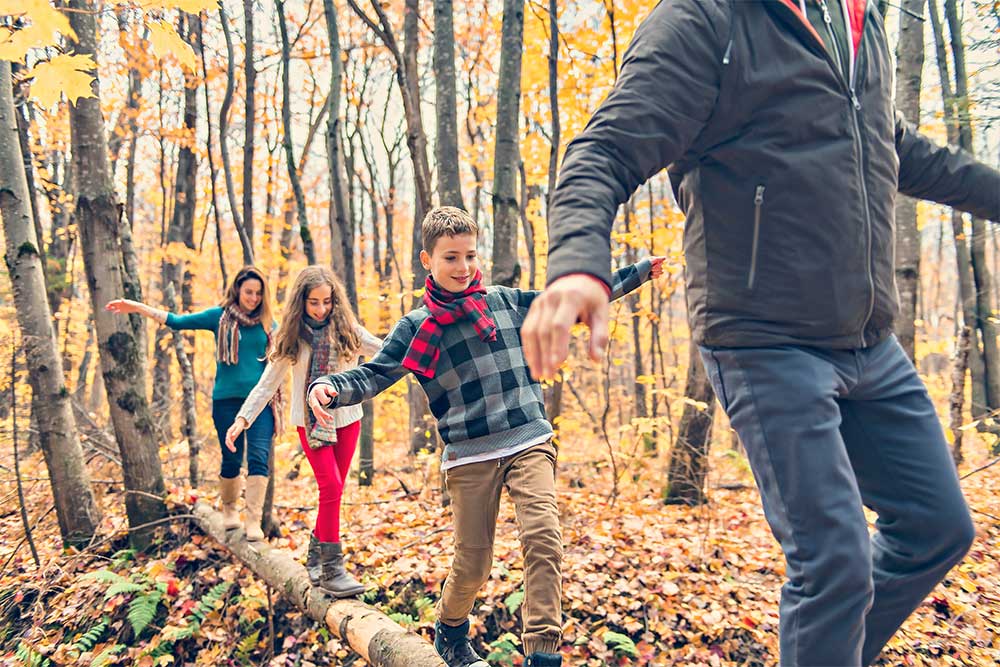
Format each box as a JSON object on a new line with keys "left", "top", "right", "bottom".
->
{"left": 242, "top": 0, "right": 255, "bottom": 242}
{"left": 277, "top": 0, "right": 316, "bottom": 264}
{"left": 624, "top": 205, "right": 647, "bottom": 425}
{"left": 892, "top": 0, "right": 925, "bottom": 362}
{"left": 950, "top": 326, "right": 971, "bottom": 465}
{"left": 198, "top": 16, "right": 228, "bottom": 289}
{"left": 930, "top": 0, "right": 989, "bottom": 419}
{"left": 163, "top": 283, "right": 199, "bottom": 487}
{"left": 66, "top": 0, "right": 167, "bottom": 547}
{"left": 664, "top": 342, "right": 716, "bottom": 506}
{"left": 218, "top": 4, "right": 254, "bottom": 265}
{"left": 192, "top": 503, "right": 446, "bottom": 666}
{"left": 346, "top": 0, "right": 432, "bottom": 223}
{"left": 0, "top": 60, "right": 100, "bottom": 547}
{"left": 518, "top": 162, "right": 538, "bottom": 290}
{"left": 433, "top": 0, "right": 464, "bottom": 209}
{"left": 944, "top": 0, "right": 1000, "bottom": 412}
{"left": 543, "top": 0, "right": 563, "bottom": 426}
{"left": 323, "top": 0, "right": 356, "bottom": 299}
{"left": 158, "top": 11, "right": 201, "bottom": 444}
{"left": 491, "top": 0, "right": 525, "bottom": 287}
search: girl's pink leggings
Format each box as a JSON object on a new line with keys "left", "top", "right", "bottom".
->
{"left": 297, "top": 421, "right": 360, "bottom": 543}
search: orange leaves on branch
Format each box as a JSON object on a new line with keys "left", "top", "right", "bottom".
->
{"left": 140, "top": 0, "right": 219, "bottom": 11}
{"left": 0, "top": 0, "right": 76, "bottom": 62}
{"left": 146, "top": 19, "right": 197, "bottom": 72}
{"left": 29, "top": 53, "right": 96, "bottom": 108}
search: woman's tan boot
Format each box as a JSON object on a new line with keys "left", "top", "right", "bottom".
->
{"left": 243, "top": 475, "right": 268, "bottom": 541}
{"left": 219, "top": 476, "right": 242, "bottom": 530}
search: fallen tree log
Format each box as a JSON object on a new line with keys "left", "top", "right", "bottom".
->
{"left": 192, "top": 502, "right": 445, "bottom": 667}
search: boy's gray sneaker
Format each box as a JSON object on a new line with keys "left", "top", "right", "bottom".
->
{"left": 434, "top": 620, "right": 489, "bottom": 667}
{"left": 525, "top": 652, "right": 562, "bottom": 666}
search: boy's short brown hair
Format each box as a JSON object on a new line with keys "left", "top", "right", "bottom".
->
{"left": 421, "top": 206, "right": 479, "bottom": 253}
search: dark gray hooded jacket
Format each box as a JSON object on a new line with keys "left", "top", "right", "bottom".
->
{"left": 547, "top": 0, "right": 1000, "bottom": 348}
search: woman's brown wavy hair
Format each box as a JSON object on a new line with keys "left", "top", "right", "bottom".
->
{"left": 220, "top": 265, "right": 272, "bottom": 324}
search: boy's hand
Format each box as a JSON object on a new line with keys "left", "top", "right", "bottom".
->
{"left": 649, "top": 256, "right": 666, "bottom": 278}
{"left": 308, "top": 384, "right": 338, "bottom": 427}
{"left": 225, "top": 417, "right": 247, "bottom": 452}
{"left": 522, "top": 274, "right": 609, "bottom": 380}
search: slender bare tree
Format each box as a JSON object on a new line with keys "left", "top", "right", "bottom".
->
{"left": 0, "top": 60, "right": 101, "bottom": 546}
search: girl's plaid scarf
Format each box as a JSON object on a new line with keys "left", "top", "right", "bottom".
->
{"left": 303, "top": 318, "right": 339, "bottom": 449}
{"left": 402, "top": 269, "right": 496, "bottom": 378}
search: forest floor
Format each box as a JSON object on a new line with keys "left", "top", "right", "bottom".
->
{"left": 1, "top": 396, "right": 998, "bottom": 667}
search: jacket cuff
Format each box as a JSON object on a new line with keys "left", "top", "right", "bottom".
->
{"left": 547, "top": 271, "right": 612, "bottom": 297}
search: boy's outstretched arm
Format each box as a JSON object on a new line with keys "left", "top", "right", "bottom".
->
{"left": 609, "top": 256, "right": 665, "bottom": 301}
{"left": 307, "top": 317, "right": 415, "bottom": 426}
{"left": 508, "top": 256, "right": 665, "bottom": 315}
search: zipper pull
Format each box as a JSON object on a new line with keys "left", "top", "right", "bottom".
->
{"left": 850, "top": 90, "right": 861, "bottom": 110}
{"left": 723, "top": 39, "right": 733, "bottom": 65}
{"left": 754, "top": 185, "right": 765, "bottom": 205}
{"left": 819, "top": 0, "right": 832, "bottom": 23}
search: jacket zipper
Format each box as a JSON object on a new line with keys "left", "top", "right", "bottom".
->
{"left": 816, "top": 0, "right": 876, "bottom": 346}
{"left": 748, "top": 185, "right": 765, "bottom": 290}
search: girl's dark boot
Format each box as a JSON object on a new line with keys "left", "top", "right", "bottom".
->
{"left": 305, "top": 534, "right": 321, "bottom": 585}
{"left": 318, "top": 542, "right": 365, "bottom": 597}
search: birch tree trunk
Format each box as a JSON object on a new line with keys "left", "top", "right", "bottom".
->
{"left": 277, "top": 0, "right": 316, "bottom": 264}
{"left": 218, "top": 4, "right": 254, "bottom": 265}
{"left": 491, "top": 0, "right": 525, "bottom": 287}
{"left": 0, "top": 60, "right": 100, "bottom": 547}
{"left": 944, "top": 0, "right": 1000, "bottom": 413}
{"left": 433, "top": 0, "right": 464, "bottom": 209}
{"left": 323, "top": 0, "right": 356, "bottom": 299}
{"left": 543, "top": 0, "right": 564, "bottom": 425}
{"left": 893, "top": 0, "right": 925, "bottom": 362}
{"left": 242, "top": 0, "right": 255, "bottom": 242}
{"left": 66, "top": 0, "right": 167, "bottom": 546}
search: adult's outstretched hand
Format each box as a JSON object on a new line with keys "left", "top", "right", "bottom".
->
{"left": 521, "top": 274, "right": 610, "bottom": 380}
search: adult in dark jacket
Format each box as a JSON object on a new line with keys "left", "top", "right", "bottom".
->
{"left": 522, "top": 1, "right": 1000, "bottom": 665}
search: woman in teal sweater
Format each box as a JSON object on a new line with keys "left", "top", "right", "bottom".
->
{"left": 106, "top": 266, "right": 278, "bottom": 541}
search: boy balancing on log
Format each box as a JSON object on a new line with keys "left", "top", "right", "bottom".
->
{"left": 308, "top": 206, "right": 663, "bottom": 667}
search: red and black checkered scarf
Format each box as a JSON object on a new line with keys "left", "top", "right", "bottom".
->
{"left": 402, "top": 269, "right": 496, "bottom": 378}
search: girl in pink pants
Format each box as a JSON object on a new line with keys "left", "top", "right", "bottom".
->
{"left": 228, "top": 266, "right": 382, "bottom": 597}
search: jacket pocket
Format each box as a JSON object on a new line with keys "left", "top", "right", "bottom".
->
{"left": 747, "top": 185, "right": 766, "bottom": 290}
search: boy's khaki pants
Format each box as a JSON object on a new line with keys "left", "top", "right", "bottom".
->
{"left": 436, "top": 441, "right": 563, "bottom": 655}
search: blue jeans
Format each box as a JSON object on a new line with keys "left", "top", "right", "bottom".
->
{"left": 700, "top": 335, "right": 974, "bottom": 666}
{"left": 212, "top": 398, "right": 274, "bottom": 478}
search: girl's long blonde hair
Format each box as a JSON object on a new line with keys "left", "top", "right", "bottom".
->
{"left": 270, "top": 266, "right": 361, "bottom": 363}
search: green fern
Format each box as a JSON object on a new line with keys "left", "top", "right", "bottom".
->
{"left": 192, "top": 581, "right": 231, "bottom": 622}
{"left": 235, "top": 628, "right": 261, "bottom": 665}
{"left": 104, "top": 581, "right": 144, "bottom": 598}
{"left": 14, "top": 642, "right": 51, "bottom": 667}
{"left": 73, "top": 616, "right": 110, "bottom": 653}
{"left": 91, "top": 644, "right": 125, "bottom": 667}
{"left": 80, "top": 569, "right": 129, "bottom": 586}
{"left": 110, "top": 549, "right": 137, "bottom": 568}
{"left": 127, "top": 587, "right": 163, "bottom": 637}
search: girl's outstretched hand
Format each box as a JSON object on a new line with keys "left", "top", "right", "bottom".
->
{"left": 308, "top": 384, "right": 338, "bottom": 427}
{"left": 225, "top": 418, "right": 248, "bottom": 452}
{"left": 649, "top": 256, "right": 667, "bottom": 278}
